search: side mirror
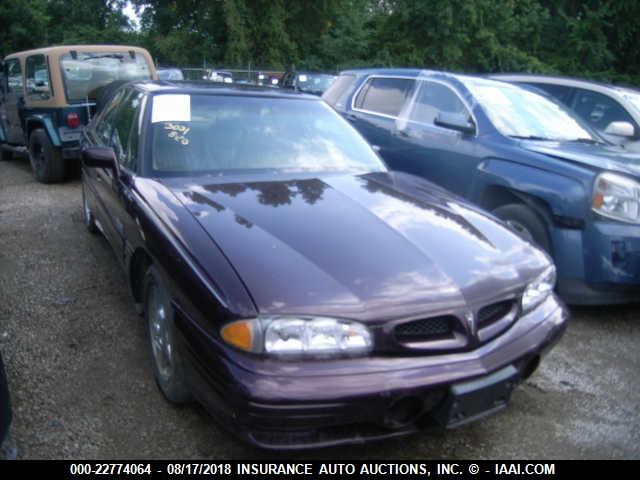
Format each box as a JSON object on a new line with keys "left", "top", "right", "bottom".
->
{"left": 82, "top": 146, "right": 117, "bottom": 169}
{"left": 604, "top": 121, "right": 635, "bottom": 138}
{"left": 434, "top": 112, "right": 476, "bottom": 134}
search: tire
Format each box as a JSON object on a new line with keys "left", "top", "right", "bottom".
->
{"left": 1, "top": 146, "right": 11, "bottom": 162}
{"left": 81, "top": 182, "right": 99, "bottom": 234}
{"left": 29, "top": 129, "right": 65, "bottom": 183}
{"left": 143, "top": 266, "right": 191, "bottom": 404}
{"left": 492, "top": 203, "right": 552, "bottom": 254}
{"left": 66, "top": 160, "right": 82, "bottom": 180}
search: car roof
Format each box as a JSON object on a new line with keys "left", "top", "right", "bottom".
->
{"left": 490, "top": 73, "right": 640, "bottom": 96}
{"left": 4, "top": 44, "right": 149, "bottom": 60}
{"left": 132, "top": 80, "right": 321, "bottom": 100}
{"left": 293, "top": 71, "right": 336, "bottom": 75}
{"left": 337, "top": 68, "right": 521, "bottom": 91}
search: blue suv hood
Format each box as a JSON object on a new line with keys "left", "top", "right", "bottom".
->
{"left": 521, "top": 140, "right": 640, "bottom": 178}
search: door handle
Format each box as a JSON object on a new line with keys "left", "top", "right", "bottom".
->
{"left": 345, "top": 113, "right": 357, "bottom": 122}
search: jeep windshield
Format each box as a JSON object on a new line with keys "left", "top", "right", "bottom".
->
{"left": 60, "top": 51, "right": 152, "bottom": 103}
{"left": 463, "top": 77, "right": 601, "bottom": 143}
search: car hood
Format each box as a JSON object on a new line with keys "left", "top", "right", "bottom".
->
{"left": 164, "top": 171, "right": 549, "bottom": 322}
{"left": 521, "top": 140, "right": 640, "bottom": 177}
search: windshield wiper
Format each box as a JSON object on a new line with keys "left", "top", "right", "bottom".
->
{"left": 508, "top": 135, "right": 554, "bottom": 141}
{"left": 81, "top": 54, "right": 124, "bottom": 61}
{"left": 566, "top": 137, "right": 606, "bottom": 145}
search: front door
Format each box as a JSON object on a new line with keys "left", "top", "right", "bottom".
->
{"left": 391, "top": 79, "right": 480, "bottom": 197}
{"left": 2, "top": 58, "right": 25, "bottom": 144}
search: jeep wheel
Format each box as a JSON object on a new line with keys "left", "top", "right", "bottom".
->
{"left": 29, "top": 129, "right": 65, "bottom": 183}
{"left": 492, "top": 203, "right": 552, "bottom": 254}
{"left": 0, "top": 146, "right": 11, "bottom": 162}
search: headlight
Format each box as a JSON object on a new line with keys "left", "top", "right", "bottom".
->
{"left": 592, "top": 172, "right": 640, "bottom": 224}
{"left": 220, "top": 316, "right": 373, "bottom": 358}
{"left": 521, "top": 265, "right": 556, "bottom": 313}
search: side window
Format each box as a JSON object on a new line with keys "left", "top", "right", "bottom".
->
{"left": 322, "top": 74, "right": 356, "bottom": 109}
{"left": 282, "top": 73, "right": 294, "bottom": 88}
{"left": 529, "top": 83, "right": 573, "bottom": 105}
{"left": 571, "top": 88, "right": 635, "bottom": 133}
{"left": 409, "top": 81, "right": 468, "bottom": 125}
{"left": 354, "top": 77, "right": 414, "bottom": 117}
{"left": 25, "top": 54, "right": 51, "bottom": 100}
{"left": 94, "top": 89, "right": 127, "bottom": 145}
{"left": 5, "top": 59, "right": 23, "bottom": 93}
{"left": 111, "top": 90, "right": 143, "bottom": 171}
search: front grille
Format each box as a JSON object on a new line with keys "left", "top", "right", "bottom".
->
{"left": 477, "top": 300, "right": 514, "bottom": 328}
{"left": 394, "top": 315, "right": 455, "bottom": 341}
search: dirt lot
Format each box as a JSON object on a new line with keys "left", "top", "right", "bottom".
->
{"left": 0, "top": 157, "right": 638, "bottom": 459}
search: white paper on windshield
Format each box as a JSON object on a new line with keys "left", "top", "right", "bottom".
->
{"left": 298, "top": 74, "right": 308, "bottom": 82}
{"left": 151, "top": 94, "right": 191, "bottom": 123}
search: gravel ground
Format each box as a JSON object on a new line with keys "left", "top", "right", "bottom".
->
{"left": 0, "top": 156, "right": 638, "bottom": 460}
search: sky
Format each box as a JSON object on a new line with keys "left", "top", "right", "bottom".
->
{"left": 123, "top": 1, "right": 141, "bottom": 30}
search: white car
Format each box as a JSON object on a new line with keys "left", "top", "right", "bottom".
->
{"left": 494, "top": 74, "right": 640, "bottom": 151}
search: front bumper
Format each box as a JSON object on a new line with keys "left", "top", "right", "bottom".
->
{"left": 179, "top": 295, "right": 568, "bottom": 449}
{"left": 553, "top": 219, "right": 640, "bottom": 305}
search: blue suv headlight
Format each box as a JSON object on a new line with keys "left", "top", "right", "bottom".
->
{"left": 592, "top": 172, "right": 640, "bottom": 224}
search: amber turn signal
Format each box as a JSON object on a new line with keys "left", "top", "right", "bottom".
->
{"left": 221, "top": 320, "right": 254, "bottom": 352}
{"left": 592, "top": 191, "right": 604, "bottom": 209}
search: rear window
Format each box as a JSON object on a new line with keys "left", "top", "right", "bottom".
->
{"left": 322, "top": 74, "right": 357, "bottom": 109}
{"left": 354, "top": 77, "right": 415, "bottom": 117}
{"left": 60, "top": 50, "right": 152, "bottom": 103}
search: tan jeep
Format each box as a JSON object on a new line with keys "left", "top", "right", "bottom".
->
{"left": 0, "top": 45, "right": 156, "bottom": 183}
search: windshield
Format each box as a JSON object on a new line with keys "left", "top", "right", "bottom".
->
{"left": 148, "top": 94, "right": 386, "bottom": 176}
{"left": 297, "top": 73, "right": 337, "bottom": 94}
{"left": 463, "top": 78, "right": 598, "bottom": 141}
{"left": 621, "top": 90, "right": 640, "bottom": 117}
{"left": 60, "top": 51, "right": 152, "bottom": 103}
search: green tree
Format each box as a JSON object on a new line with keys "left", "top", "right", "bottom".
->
{"left": 223, "top": 0, "right": 252, "bottom": 67}
{"left": 0, "top": 0, "right": 49, "bottom": 57}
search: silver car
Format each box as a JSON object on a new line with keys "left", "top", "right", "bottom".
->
{"left": 494, "top": 74, "right": 640, "bottom": 151}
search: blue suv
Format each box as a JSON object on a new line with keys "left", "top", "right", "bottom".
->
{"left": 323, "top": 69, "right": 640, "bottom": 305}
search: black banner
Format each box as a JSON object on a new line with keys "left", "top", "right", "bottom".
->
{"left": 0, "top": 460, "right": 635, "bottom": 479}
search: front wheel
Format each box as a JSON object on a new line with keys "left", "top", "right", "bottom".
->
{"left": 144, "top": 266, "right": 191, "bottom": 404}
{"left": 29, "top": 129, "right": 65, "bottom": 183}
{"left": 492, "top": 203, "right": 552, "bottom": 254}
{"left": 82, "top": 182, "right": 99, "bottom": 234}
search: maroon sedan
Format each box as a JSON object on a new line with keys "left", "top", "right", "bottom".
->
{"left": 80, "top": 81, "right": 567, "bottom": 449}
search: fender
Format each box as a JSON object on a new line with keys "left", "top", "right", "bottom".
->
{"left": 24, "top": 114, "right": 62, "bottom": 147}
{"left": 471, "top": 157, "right": 591, "bottom": 226}
{"left": 128, "top": 177, "right": 258, "bottom": 322}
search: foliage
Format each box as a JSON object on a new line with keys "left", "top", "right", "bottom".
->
{"left": 0, "top": 0, "right": 638, "bottom": 85}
